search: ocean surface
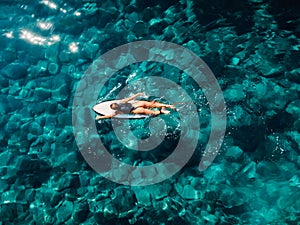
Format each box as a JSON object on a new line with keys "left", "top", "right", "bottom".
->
{"left": 1, "top": 0, "right": 300, "bottom": 224}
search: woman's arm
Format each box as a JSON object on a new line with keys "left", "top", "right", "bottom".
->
{"left": 121, "top": 93, "right": 145, "bottom": 103}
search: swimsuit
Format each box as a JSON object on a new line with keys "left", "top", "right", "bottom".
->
{"left": 117, "top": 103, "right": 136, "bottom": 114}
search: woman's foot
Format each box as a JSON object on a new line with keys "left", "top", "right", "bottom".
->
{"left": 160, "top": 107, "right": 170, "bottom": 114}
{"left": 168, "top": 105, "right": 175, "bottom": 110}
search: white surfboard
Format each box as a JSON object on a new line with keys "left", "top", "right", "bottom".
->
{"left": 92, "top": 100, "right": 149, "bottom": 119}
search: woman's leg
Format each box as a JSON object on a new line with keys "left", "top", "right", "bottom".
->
{"left": 131, "top": 107, "right": 170, "bottom": 115}
{"left": 134, "top": 101, "right": 175, "bottom": 109}
{"left": 131, "top": 107, "right": 160, "bottom": 115}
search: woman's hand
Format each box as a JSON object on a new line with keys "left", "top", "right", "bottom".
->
{"left": 137, "top": 92, "right": 146, "bottom": 97}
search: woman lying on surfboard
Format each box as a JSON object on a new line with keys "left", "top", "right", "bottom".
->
{"left": 95, "top": 93, "right": 175, "bottom": 120}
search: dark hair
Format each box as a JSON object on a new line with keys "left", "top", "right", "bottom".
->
{"left": 110, "top": 103, "right": 120, "bottom": 110}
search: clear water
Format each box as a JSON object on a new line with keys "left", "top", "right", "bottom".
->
{"left": 1, "top": 0, "right": 300, "bottom": 224}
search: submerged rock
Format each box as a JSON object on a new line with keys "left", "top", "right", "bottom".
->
{"left": 82, "top": 42, "right": 99, "bottom": 60}
{"left": 132, "top": 188, "right": 151, "bottom": 206}
{"left": 219, "top": 188, "right": 246, "bottom": 209}
{"left": 0, "top": 94, "right": 10, "bottom": 114}
{"left": 55, "top": 173, "right": 80, "bottom": 191}
{"left": 56, "top": 200, "right": 74, "bottom": 223}
{"left": 133, "top": 21, "right": 148, "bottom": 37}
{"left": 225, "top": 146, "right": 244, "bottom": 161}
{"left": 45, "top": 43, "right": 59, "bottom": 62}
{"left": 51, "top": 80, "right": 69, "bottom": 104}
{"left": 29, "top": 200, "right": 55, "bottom": 224}
{"left": 0, "top": 203, "right": 27, "bottom": 222}
{"left": 181, "top": 184, "right": 201, "bottom": 200}
{"left": 224, "top": 84, "right": 246, "bottom": 103}
{"left": 35, "top": 188, "right": 62, "bottom": 208}
{"left": 289, "top": 175, "right": 300, "bottom": 188}
{"left": 0, "top": 151, "right": 13, "bottom": 167}
{"left": 287, "top": 68, "right": 300, "bottom": 83}
{"left": 59, "top": 50, "right": 73, "bottom": 63}
{"left": 286, "top": 100, "right": 300, "bottom": 118}
{"left": 34, "top": 87, "right": 51, "bottom": 101}
{"left": 48, "top": 62, "right": 59, "bottom": 75}
{"left": 71, "top": 201, "right": 89, "bottom": 224}
{"left": 94, "top": 199, "right": 116, "bottom": 223}
{"left": 1, "top": 62, "right": 28, "bottom": 79}
{"left": 238, "top": 161, "right": 257, "bottom": 181}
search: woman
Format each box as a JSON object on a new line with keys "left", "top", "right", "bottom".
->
{"left": 95, "top": 93, "right": 175, "bottom": 119}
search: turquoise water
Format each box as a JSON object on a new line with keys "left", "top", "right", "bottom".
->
{"left": 1, "top": 0, "right": 300, "bottom": 224}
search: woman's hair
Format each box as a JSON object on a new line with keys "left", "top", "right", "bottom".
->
{"left": 110, "top": 103, "right": 120, "bottom": 110}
